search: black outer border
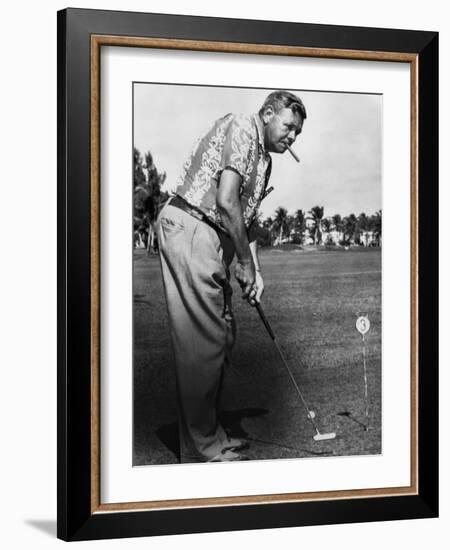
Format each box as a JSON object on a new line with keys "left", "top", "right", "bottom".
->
{"left": 57, "top": 8, "right": 438, "bottom": 542}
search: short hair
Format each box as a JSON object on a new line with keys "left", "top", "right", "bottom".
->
{"left": 258, "top": 90, "right": 307, "bottom": 121}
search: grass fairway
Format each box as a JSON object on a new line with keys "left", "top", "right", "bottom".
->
{"left": 133, "top": 246, "right": 381, "bottom": 465}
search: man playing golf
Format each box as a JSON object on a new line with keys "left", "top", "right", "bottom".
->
{"left": 157, "top": 90, "right": 306, "bottom": 463}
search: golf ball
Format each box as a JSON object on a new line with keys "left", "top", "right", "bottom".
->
{"left": 308, "top": 411, "right": 316, "bottom": 419}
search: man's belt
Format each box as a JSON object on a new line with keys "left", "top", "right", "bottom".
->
{"left": 169, "top": 195, "right": 223, "bottom": 233}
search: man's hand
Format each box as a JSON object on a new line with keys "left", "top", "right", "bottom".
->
{"left": 235, "top": 263, "right": 264, "bottom": 307}
{"left": 253, "top": 271, "right": 265, "bottom": 304}
{"left": 248, "top": 240, "right": 264, "bottom": 306}
{"left": 235, "top": 260, "right": 256, "bottom": 303}
{"left": 246, "top": 270, "right": 264, "bottom": 307}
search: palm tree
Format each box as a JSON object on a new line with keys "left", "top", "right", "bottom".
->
{"left": 293, "top": 209, "right": 306, "bottom": 244}
{"left": 272, "top": 207, "right": 289, "bottom": 245}
{"left": 321, "top": 217, "right": 331, "bottom": 232}
{"left": 320, "top": 217, "right": 332, "bottom": 244}
{"left": 145, "top": 153, "right": 167, "bottom": 254}
{"left": 262, "top": 216, "right": 273, "bottom": 230}
{"left": 308, "top": 206, "right": 324, "bottom": 245}
{"left": 133, "top": 147, "right": 146, "bottom": 189}
{"left": 133, "top": 147, "right": 167, "bottom": 254}
{"left": 286, "top": 215, "right": 295, "bottom": 242}
{"left": 133, "top": 148, "right": 149, "bottom": 248}
{"left": 371, "top": 210, "right": 382, "bottom": 246}
{"left": 357, "top": 212, "right": 370, "bottom": 246}
{"left": 331, "top": 214, "right": 344, "bottom": 243}
{"left": 343, "top": 213, "right": 357, "bottom": 244}
{"left": 262, "top": 216, "right": 274, "bottom": 246}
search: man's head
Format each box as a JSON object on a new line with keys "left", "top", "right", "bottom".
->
{"left": 258, "top": 91, "right": 307, "bottom": 153}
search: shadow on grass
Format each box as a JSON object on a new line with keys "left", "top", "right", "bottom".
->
{"left": 337, "top": 411, "right": 369, "bottom": 431}
{"left": 219, "top": 407, "right": 269, "bottom": 439}
{"left": 246, "top": 436, "right": 331, "bottom": 457}
{"left": 155, "top": 407, "right": 270, "bottom": 462}
{"left": 155, "top": 422, "right": 179, "bottom": 461}
{"left": 221, "top": 408, "right": 332, "bottom": 457}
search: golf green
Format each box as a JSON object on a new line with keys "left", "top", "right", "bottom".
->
{"left": 133, "top": 246, "right": 382, "bottom": 465}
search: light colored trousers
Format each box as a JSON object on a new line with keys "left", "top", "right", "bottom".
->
{"left": 156, "top": 203, "right": 236, "bottom": 462}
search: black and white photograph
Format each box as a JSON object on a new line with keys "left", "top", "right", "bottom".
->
{"left": 132, "top": 83, "right": 382, "bottom": 466}
{"left": 0, "top": 0, "right": 444, "bottom": 545}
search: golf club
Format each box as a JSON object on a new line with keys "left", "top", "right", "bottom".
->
{"left": 255, "top": 302, "right": 336, "bottom": 442}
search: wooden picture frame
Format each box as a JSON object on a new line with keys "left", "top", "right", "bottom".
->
{"left": 57, "top": 8, "right": 438, "bottom": 541}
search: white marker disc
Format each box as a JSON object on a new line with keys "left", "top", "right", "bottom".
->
{"left": 356, "top": 316, "right": 370, "bottom": 335}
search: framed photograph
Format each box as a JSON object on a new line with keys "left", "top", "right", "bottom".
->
{"left": 57, "top": 8, "right": 438, "bottom": 541}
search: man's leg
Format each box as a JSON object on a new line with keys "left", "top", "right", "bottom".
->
{"left": 157, "top": 205, "right": 235, "bottom": 462}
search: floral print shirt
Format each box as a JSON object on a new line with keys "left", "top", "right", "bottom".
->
{"left": 175, "top": 113, "right": 272, "bottom": 234}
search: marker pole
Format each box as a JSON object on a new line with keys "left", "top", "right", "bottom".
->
{"left": 356, "top": 315, "right": 370, "bottom": 431}
{"left": 362, "top": 333, "right": 369, "bottom": 428}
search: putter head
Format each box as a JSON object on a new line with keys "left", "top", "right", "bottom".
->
{"left": 313, "top": 432, "right": 336, "bottom": 442}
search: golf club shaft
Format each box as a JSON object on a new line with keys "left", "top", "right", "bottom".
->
{"left": 255, "top": 303, "right": 320, "bottom": 434}
{"left": 255, "top": 301, "right": 275, "bottom": 340}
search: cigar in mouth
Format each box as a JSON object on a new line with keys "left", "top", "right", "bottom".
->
{"left": 286, "top": 145, "right": 300, "bottom": 163}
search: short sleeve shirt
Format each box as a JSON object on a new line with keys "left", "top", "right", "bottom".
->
{"left": 174, "top": 113, "right": 272, "bottom": 233}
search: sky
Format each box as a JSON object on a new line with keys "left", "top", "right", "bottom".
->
{"left": 134, "top": 83, "right": 382, "bottom": 220}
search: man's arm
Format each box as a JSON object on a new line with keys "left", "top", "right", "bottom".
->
{"left": 249, "top": 239, "right": 264, "bottom": 304}
{"left": 216, "top": 169, "right": 256, "bottom": 303}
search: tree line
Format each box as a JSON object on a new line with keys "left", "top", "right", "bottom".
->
{"left": 133, "top": 147, "right": 382, "bottom": 252}
{"left": 257, "top": 206, "right": 382, "bottom": 247}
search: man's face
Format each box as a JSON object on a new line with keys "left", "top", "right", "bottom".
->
{"left": 262, "top": 106, "right": 304, "bottom": 153}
